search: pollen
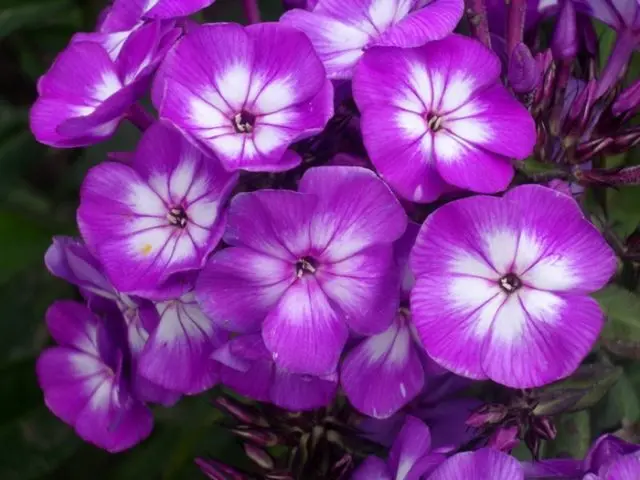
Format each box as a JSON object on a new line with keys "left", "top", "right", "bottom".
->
{"left": 141, "top": 243, "right": 153, "bottom": 256}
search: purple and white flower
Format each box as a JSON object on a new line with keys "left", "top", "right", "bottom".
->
{"left": 196, "top": 166, "right": 407, "bottom": 375}
{"left": 426, "top": 448, "right": 523, "bottom": 479}
{"left": 352, "top": 416, "right": 445, "bottom": 480}
{"left": 156, "top": 23, "right": 334, "bottom": 172}
{"left": 410, "top": 184, "right": 616, "bottom": 388}
{"left": 30, "top": 22, "right": 179, "bottom": 148}
{"left": 281, "top": 0, "right": 464, "bottom": 79}
{"left": 341, "top": 223, "right": 427, "bottom": 419}
{"left": 36, "top": 301, "right": 153, "bottom": 452}
{"left": 77, "top": 122, "right": 237, "bottom": 293}
{"left": 213, "top": 334, "right": 338, "bottom": 410}
{"left": 353, "top": 34, "right": 536, "bottom": 202}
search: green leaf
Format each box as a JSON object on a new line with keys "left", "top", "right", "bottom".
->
{"left": 546, "top": 411, "right": 591, "bottom": 459}
{"left": 0, "top": 407, "right": 81, "bottom": 480}
{"left": 0, "top": 0, "right": 81, "bottom": 38}
{"left": 533, "top": 363, "right": 622, "bottom": 416}
{"left": 607, "top": 187, "right": 640, "bottom": 239}
{"left": 594, "top": 285, "right": 640, "bottom": 358}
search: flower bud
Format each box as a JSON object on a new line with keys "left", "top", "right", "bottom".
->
{"left": 612, "top": 78, "right": 640, "bottom": 119}
{"left": 488, "top": 426, "right": 520, "bottom": 451}
{"left": 244, "top": 443, "right": 275, "bottom": 470}
{"left": 195, "top": 458, "right": 248, "bottom": 480}
{"left": 552, "top": 0, "right": 578, "bottom": 60}
{"left": 508, "top": 43, "right": 540, "bottom": 94}
{"left": 231, "top": 427, "right": 280, "bottom": 447}
{"left": 466, "top": 404, "right": 509, "bottom": 428}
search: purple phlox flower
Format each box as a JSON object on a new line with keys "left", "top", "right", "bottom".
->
{"left": 410, "top": 184, "right": 616, "bottom": 388}
{"left": 100, "top": 0, "right": 216, "bottom": 32}
{"left": 352, "top": 416, "right": 446, "bottom": 480}
{"left": 196, "top": 166, "right": 407, "bottom": 376}
{"left": 595, "top": 453, "right": 640, "bottom": 480}
{"left": 77, "top": 122, "right": 237, "bottom": 294}
{"left": 212, "top": 334, "right": 338, "bottom": 411}
{"left": 340, "top": 223, "right": 429, "bottom": 419}
{"left": 36, "top": 301, "right": 153, "bottom": 452}
{"left": 353, "top": 34, "right": 536, "bottom": 203}
{"left": 280, "top": 0, "right": 464, "bottom": 79}
{"left": 155, "top": 22, "right": 334, "bottom": 172}
{"left": 137, "top": 291, "right": 227, "bottom": 395}
{"left": 427, "top": 448, "right": 524, "bottom": 480}
{"left": 30, "top": 21, "right": 179, "bottom": 148}
{"left": 524, "top": 434, "right": 640, "bottom": 479}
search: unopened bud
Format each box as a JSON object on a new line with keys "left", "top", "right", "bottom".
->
{"left": 466, "top": 404, "right": 509, "bottom": 428}
{"left": 532, "top": 416, "right": 557, "bottom": 441}
{"left": 552, "top": 0, "right": 577, "bottom": 60}
{"left": 488, "top": 426, "right": 520, "bottom": 451}
{"left": 231, "top": 427, "right": 280, "bottom": 447}
{"left": 508, "top": 43, "right": 541, "bottom": 94}
{"left": 214, "top": 396, "right": 269, "bottom": 427}
{"left": 195, "top": 458, "right": 248, "bottom": 480}
{"left": 244, "top": 443, "right": 275, "bottom": 470}
{"left": 613, "top": 78, "right": 640, "bottom": 120}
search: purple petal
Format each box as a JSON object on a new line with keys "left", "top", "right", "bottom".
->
{"left": 144, "top": 0, "right": 216, "bottom": 19}
{"left": 262, "top": 275, "right": 348, "bottom": 375}
{"left": 341, "top": 314, "right": 424, "bottom": 418}
{"left": 138, "top": 293, "right": 226, "bottom": 394}
{"left": 374, "top": 0, "right": 463, "bottom": 47}
{"left": 388, "top": 416, "right": 433, "bottom": 480}
{"left": 427, "top": 448, "right": 524, "bottom": 480}
{"left": 271, "top": 367, "right": 338, "bottom": 411}
{"left": 45, "top": 237, "right": 118, "bottom": 301}
{"left": 223, "top": 189, "right": 317, "bottom": 260}
{"left": 217, "top": 335, "right": 273, "bottom": 402}
{"left": 585, "top": 434, "right": 640, "bottom": 472}
{"left": 600, "top": 453, "right": 640, "bottom": 480}
{"left": 45, "top": 301, "right": 100, "bottom": 354}
{"left": 196, "top": 247, "right": 296, "bottom": 333}
{"left": 299, "top": 166, "right": 408, "bottom": 261}
{"left": 317, "top": 245, "right": 399, "bottom": 335}
{"left": 351, "top": 456, "right": 392, "bottom": 480}
{"left": 505, "top": 185, "right": 617, "bottom": 293}
{"left": 521, "top": 459, "right": 585, "bottom": 478}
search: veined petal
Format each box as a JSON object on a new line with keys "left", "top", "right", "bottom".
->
{"left": 351, "top": 456, "right": 392, "bottom": 480}
{"left": 388, "top": 416, "right": 433, "bottom": 480}
{"left": 271, "top": 367, "right": 338, "bottom": 410}
{"left": 139, "top": 293, "right": 226, "bottom": 394}
{"left": 262, "top": 275, "right": 348, "bottom": 375}
{"left": 481, "top": 289, "right": 604, "bottom": 388}
{"left": 45, "top": 301, "right": 100, "bottom": 355}
{"left": 196, "top": 247, "right": 295, "bottom": 333}
{"left": 341, "top": 316, "right": 424, "bottom": 419}
{"left": 427, "top": 448, "right": 524, "bottom": 480}
{"left": 299, "top": 166, "right": 407, "bottom": 261}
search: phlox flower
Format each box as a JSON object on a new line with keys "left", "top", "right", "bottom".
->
{"left": 196, "top": 166, "right": 407, "bottom": 376}
{"left": 280, "top": 0, "right": 464, "bottom": 79}
{"left": 77, "top": 122, "right": 237, "bottom": 293}
{"left": 156, "top": 23, "right": 334, "bottom": 172}
{"left": 340, "top": 223, "right": 428, "bottom": 419}
{"left": 36, "top": 301, "right": 153, "bottom": 452}
{"left": 426, "top": 448, "right": 523, "bottom": 479}
{"left": 100, "top": 0, "right": 216, "bottom": 31}
{"left": 353, "top": 34, "right": 536, "bottom": 202}
{"left": 410, "top": 184, "right": 616, "bottom": 388}
{"left": 30, "top": 22, "right": 179, "bottom": 148}
{"left": 213, "top": 334, "right": 338, "bottom": 411}
{"left": 352, "top": 416, "right": 446, "bottom": 480}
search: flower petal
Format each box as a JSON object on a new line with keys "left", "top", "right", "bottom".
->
{"left": 481, "top": 289, "right": 604, "bottom": 388}
{"left": 427, "top": 448, "right": 524, "bottom": 480}
{"left": 351, "top": 456, "right": 392, "bottom": 480}
{"left": 45, "top": 301, "right": 100, "bottom": 354}
{"left": 388, "top": 416, "right": 433, "bottom": 480}
{"left": 196, "top": 247, "right": 295, "bottom": 333}
{"left": 341, "top": 315, "right": 424, "bottom": 418}
{"left": 262, "top": 275, "right": 348, "bottom": 375}
{"left": 271, "top": 367, "right": 338, "bottom": 410}
{"left": 299, "top": 166, "right": 408, "bottom": 261}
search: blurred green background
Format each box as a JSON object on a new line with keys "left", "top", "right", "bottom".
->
{"left": 0, "top": 1, "right": 282, "bottom": 478}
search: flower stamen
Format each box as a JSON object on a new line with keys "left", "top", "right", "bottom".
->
{"left": 295, "top": 257, "right": 317, "bottom": 277}
{"left": 426, "top": 113, "right": 443, "bottom": 131}
{"left": 499, "top": 273, "right": 522, "bottom": 293}
{"left": 233, "top": 111, "right": 256, "bottom": 133}
{"left": 167, "top": 206, "right": 188, "bottom": 228}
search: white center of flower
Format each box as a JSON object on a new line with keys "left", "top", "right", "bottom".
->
{"left": 295, "top": 257, "right": 316, "bottom": 278}
{"left": 499, "top": 273, "right": 522, "bottom": 293}
{"left": 233, "top": 110, "right": 256, "bottom": 134}
{"left": 167, "top": 206, "right": 188, "bottom": 229}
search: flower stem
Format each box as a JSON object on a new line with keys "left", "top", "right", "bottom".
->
{"left": 464, "top": 0, "right": 491, "bottom": 48}
{"left": 242, "top": 0, "right": 261, "bottom": 24}
{"left": 506, "top": 0, "right": 527, "bottom": 58}
{"left": 126, "top": 104, "right": 154, "bottom": 132}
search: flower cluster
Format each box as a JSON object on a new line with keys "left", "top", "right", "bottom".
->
{"left": 30, "top": 0, "right": 640, "bottom": 477}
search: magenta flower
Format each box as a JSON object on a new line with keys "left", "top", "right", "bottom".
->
{"left": 352, "top": 416, "right": 445, "bottom": 480}
{"left": 410, "top": 184, "right": 616, "bottom": 388}
{"left": 101, "top": 0, "right": 216, "bottom": 30}
{"left": 213, "top": 334, "right": 338, "bottom": 410}
{"left": 280, "top": 0, "right": 464, "bottom": 79}
{"left": 77, "top": 123, "right": 237, "bottom": 293}
{"left": 196, "top": 166, "right": 407, "bottom": 375}
{"left": 353, "top": 34, "right": 536, "bottom": 202}
{"left": 156, "top": 23, "right": 334, "bottom": 172}
{"left": 137, "top": 292, "right": 226, "bottom": 395}
{"left": 341, "top": 223, "right": 427, "bottom": 419}
{"left": 596, "top": 454, "right": 640, "bottom": 480}
{"left": 426, "top": 448, "right": 523, "bottom": 480}
{"left": 36, "top": 301, "right": 153, "bottom": 452}
{"left": 30, "top": 22, "right": 178, "bottom": 148}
